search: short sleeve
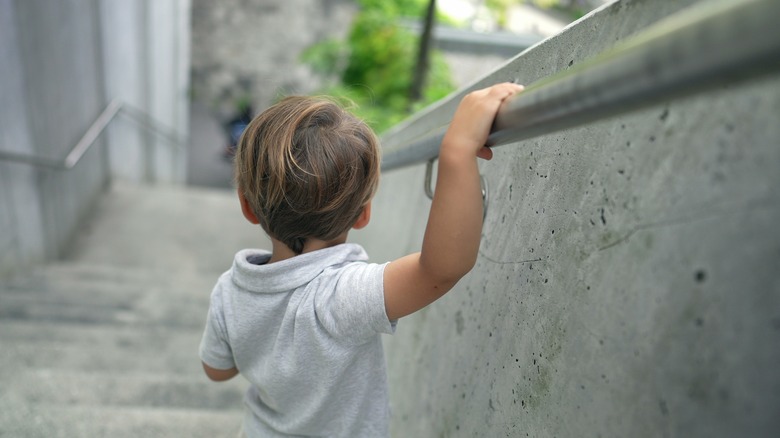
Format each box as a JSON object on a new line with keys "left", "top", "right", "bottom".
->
{"left": 314, "top": 261, "right": 396, "bottom": 344}
{"left": 199, "top": 287, "right": 236, "bottom": 370}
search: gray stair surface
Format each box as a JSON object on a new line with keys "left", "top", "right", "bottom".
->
{"left": 0, "top": 182, "right": 270, "bottom": 437}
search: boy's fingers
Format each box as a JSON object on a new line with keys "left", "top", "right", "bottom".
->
{"left": 477, "top": 147, "right": 493, "bottom": 160}
{"left": 502, "top": 83, "right": 524, "bottom": 96}
{"left": 495, "top": 82, "right": 523, "bottom": 90}
{"left": 486, "top": 83, "right": 524, "bottom": 101}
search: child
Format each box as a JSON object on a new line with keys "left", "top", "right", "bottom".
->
{"left": 199, "top": 83, "right": 523, "bottom": 437}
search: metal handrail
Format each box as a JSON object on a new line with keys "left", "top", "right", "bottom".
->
{"left": 382, "top": 0, "right": 780, "bottom": 171}
{"left": 0, "top": 99, "right": 184, "bottom": 170}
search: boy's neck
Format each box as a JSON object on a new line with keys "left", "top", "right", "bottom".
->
{"left": 268, "top": 234, "right": 349, "bottom": 264}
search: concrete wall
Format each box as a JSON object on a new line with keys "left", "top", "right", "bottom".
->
{"left": 100, "top": 0, "right": 191, "bottom": 183}
{"left": 190, "top": 0, "right": 356, "bottom": 117}
{"left": 0, "top": 0, "right": 190, "bottom": 276}
{"left": 353, "top": 0, "right": 780, "bottom": 436}
{"left": 0, "top": 0, "right": 47, "bottom": 277}
{"left": 0, "top": 0, "right": 108, "bottom": 276}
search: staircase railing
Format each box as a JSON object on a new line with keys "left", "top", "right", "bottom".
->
{"left": 0, "top": 99, "right": 184, "bottom": 170}
{"left": 381, "top": 0, "right": 780, "bottom": 173}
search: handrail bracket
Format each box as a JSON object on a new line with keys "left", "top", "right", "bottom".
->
{"left": 424, "top": 158, "right": 489, "bottom": 219}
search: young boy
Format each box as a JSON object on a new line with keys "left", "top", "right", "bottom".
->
{"left": 199, "top": 83, "right": 523, "bottom": 437}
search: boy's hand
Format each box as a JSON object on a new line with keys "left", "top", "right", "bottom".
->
{"left": 441, "top": 82, "right": 524, "bottom": 161}
{"left": 383, "top": 82, "right": 523, "bottom": 321}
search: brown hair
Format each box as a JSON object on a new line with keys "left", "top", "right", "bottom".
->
{"left": 234, "top": 96, "right": 380, "bottom": 254}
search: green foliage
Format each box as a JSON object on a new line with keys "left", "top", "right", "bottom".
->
{"left": 357, "top": 0, "right": 429, "bottom": 18}
{"left": 482, "top": 0, "right": 588, "bottom": 26}
{"left": 234, "top": 94, "right": 253, "bottom": 113}
{"left": 300, "top": 0, "right": 456, "bottom": 133}
{"left": 300, "top": 38, "right": 348, "bottom": 78}
{"left": 531, "top": 0, "right": 588, "bottom": 20}
{"left": 485, "top": 0, "right": 514, "bottom": 28}
{"left": 342, "top": 11, "right": 415, "bottom": 109}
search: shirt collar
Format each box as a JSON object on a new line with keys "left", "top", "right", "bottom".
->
{"left": 231, "top": 243, "right": 369, "bottom": 293}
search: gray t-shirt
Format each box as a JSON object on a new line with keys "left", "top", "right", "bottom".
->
{"left": 199, "top": 243, "right": 396, "bottom": 437}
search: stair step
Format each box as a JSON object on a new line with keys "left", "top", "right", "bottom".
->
{"left": 0, "top": 318, "right": 196, "bottom": 345}
{"left": 0, "top": 320, "right": 205, "bottom": 375}
{"left": 0, "top": 261, "right": 217, "bottom": 329}
{"left": 64, "top": 182, "right": 268, "bottom": 273}
{"left": 0, "top": 401, "right": 244, "bottom": 438}
{"left": 5, "top": 261, "right": 221, "bottom": 296}
{"left": 4, "top": 369, "right": 245, "bottom": 412}
{"left": 0, "top": 183, "right": 265, "bottom": 435}
{"left": 0, "top": 290, "right": 209, "bottom": 328}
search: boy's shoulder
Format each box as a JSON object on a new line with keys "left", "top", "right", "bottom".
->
{"left": 216, "top": 243, "right": 394, "bottom": 340}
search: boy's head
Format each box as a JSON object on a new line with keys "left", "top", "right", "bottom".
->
{"left": 234, "top": 96, "right": 380, "bottom": 254}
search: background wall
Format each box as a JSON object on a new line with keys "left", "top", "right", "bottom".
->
{"left": 101, "top": 0, "right": 191, "bottom": 184}
{"left": 0, "top": 0, "right": 190, "bottom": 276}
{"left": 190, "top": 0, "right": 356, "bottom": 118}
{"left": 0, "top": 0, "right": 108, "bottom": 276}
{"left": 353, "top": 0, "right": 780, "bottom": 436}
{"left": 0, "top": 0, "right": 47, "bottom": 278}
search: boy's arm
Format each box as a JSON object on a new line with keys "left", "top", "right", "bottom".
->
{"left": 202, "top": 362, "right": 239, "bottom": 382}
{"left": 384, "top": 83, "right": 523, "bottom": 320}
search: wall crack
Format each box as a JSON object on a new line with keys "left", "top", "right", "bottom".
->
{"left": 598, "top": 198, "right": 780, "bottom": 251}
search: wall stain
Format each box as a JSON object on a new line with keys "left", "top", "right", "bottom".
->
{"left": 455, "top": 310, "right": 465, "bottom": 335}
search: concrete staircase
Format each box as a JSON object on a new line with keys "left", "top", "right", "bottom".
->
{"left": 0, "top": 183, "right": 269, "bottom": 437}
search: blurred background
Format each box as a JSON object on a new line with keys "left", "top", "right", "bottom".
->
{"left": 187, "top": 0, "right": 605, "bottom": 188}
{"left": 4, "top": 1, "right": 776, "bottom": 437}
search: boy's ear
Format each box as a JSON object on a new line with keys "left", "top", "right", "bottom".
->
{"left": 352, "top": 202, "right": 372, "bottom": 230}
{"left": 238, "top": 188, "right": 260, "bottom": 225}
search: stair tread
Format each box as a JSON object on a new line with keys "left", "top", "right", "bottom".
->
{"left": 0, "top": 318, "right": 201, "bottom": 343}
{"left": 0, "top": 400, "right": 244, "bottom": 438}
{"left": 0, "top": 310, "right": 211, "bottom": 376}
{"left": 0, "top": 290, "right": 209, "bottom": 328}
{"left": 64, "top": 182, "right": 269, "bottom": 272}
{"left": 5, "top": 261, "right": 222, "bottom": 294}
{"left": 0, "top": 183, "right": 263, "bottom": 433}
{"left": 2, "top": 331, "right": 204, "bottom": 375}
{"left": 3, "top": 368, "right": 246, "bottom": 411}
